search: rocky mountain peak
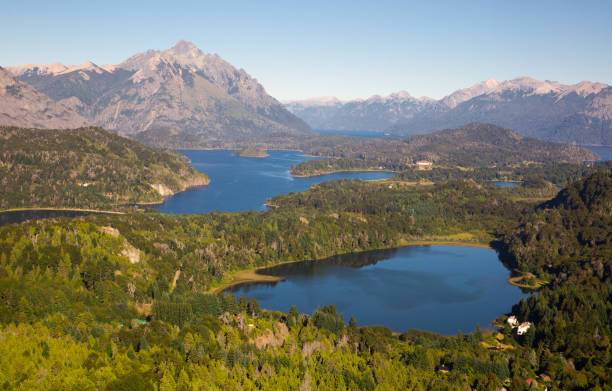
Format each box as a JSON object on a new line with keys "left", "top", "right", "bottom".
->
{"left": 7, "top": 62, "right": 69, "bottom": 77}
{"left": 5, "top": 41, "right": 312, "bottom": 143}
{"left": 0, "top": 67, "right": 14, "bottom": 84}
{"left": 388, "top": 90, "right": 414, "bottom": 100}
{"left": 499, "top": 76, "right": 565, "bottom": 95}
{"left": 561, "top": 81, "right": 608, "bottom": 98}
{"left": 441, "top": 78, "right": 502, "bottom": 108}
{"left": 171, "top": 40, "right": 198, "bottom": 52}
{"left": 0, "top": 67, "right": 90, "bottom": 129}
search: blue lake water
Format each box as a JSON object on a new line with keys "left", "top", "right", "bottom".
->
{"left": 154, "top": 150, "right": 394, "bottom": 214}
{"left": 585, "top": 145, "right": 612, "bottom": 161}
{"left": 492, "top": 181, "right": 519, "bottom": 188}
{"left": 230, "top": 245, "right": 526, "bottom": 334}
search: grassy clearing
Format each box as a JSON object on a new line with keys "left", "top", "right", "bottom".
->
{"left": 507, "top": 271, "right": 549, "bottom": 289}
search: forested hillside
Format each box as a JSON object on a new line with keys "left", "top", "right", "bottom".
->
{"left": 292, "top": 123, "right": 599, "bottom": 177}
{"left": 0, "top": 171, "right": 609, "bottom": 389}
{"left": 501, "top": 170, "right": 612, "bottom": 389}
{"left": 0, "top": 126, "right": 209, "bottom": 210}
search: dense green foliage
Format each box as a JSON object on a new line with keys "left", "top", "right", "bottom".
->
{"left": 394, "top": 161, "right": 612, "bottom": 187}
{"left": 499, "top": 170, "right": 612, "bottom": 389}
{"left": 0, "top": 126, "right": 208, "bottom": 209}
{"left": 233, "top": 148, "right": 269, "bottom": 158}
{"left": 0, "top": 167, "right": 610, "bottom": 389}
{"left": 297, "top": 123, "right": 598, "bottom": 167}
{"left": 291, "top": 158, "right": 401, "bottom": 177}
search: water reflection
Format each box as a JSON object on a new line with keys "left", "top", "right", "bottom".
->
{"left": 230, "top": 245, "right": 526, "bottom": 334}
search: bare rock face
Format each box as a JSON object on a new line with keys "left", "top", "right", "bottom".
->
{"left": 7, "top": 41, "right": 313, "bottom": 147}
{"left": 0, "top": 67, "right": 90, "bottom": 129}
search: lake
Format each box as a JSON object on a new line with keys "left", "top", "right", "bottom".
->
{"left": 586, "top": 145, "right": 612, "bottom": 161}
{"left": 154, "top": 150, "right": 394, "bottom": 214}
{"left": 492, "top": 181, "right": 519, "bottom": 188}
{"left": 229, "top": 245, "right": 526, "bottom": 334}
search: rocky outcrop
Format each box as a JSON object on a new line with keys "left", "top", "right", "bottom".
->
{"left": 0, "top": 67, "right": 90, "bottom": 129}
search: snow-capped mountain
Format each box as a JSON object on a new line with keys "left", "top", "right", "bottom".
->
{"left": 285, "top": 77, "right": 612, "bottom": 145}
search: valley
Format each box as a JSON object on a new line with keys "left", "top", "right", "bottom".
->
{"left": 0, "top": 17, "right": 611, "bottom": 389}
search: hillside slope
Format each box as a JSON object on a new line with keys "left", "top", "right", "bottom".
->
{"left": 300, "top": 123, "right": 599, "bottom": 166}
{"left": 0, "top": 126, "right": 209, "bottom": 209}
{"left": 503, "top": 169, "right": 612, "bottom": 273}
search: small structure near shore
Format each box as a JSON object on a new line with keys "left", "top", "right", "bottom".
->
{"left": 416, "top": 160, "right": 433, "bottom": 170}
{"left": 506, "top": 316, "right": 532, "bottom": 335}
{"left": 506, "top": 315, "right": 519, "bottom": 327}
{"left": 516, "top": 322, "right": 532, "bottom": 335}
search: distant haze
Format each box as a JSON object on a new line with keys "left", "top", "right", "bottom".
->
{"left": 284, "top": 77, "right": 612, "bottom": 145}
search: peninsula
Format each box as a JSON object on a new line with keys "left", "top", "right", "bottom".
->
{"left": 233, "top": 147, "right": 269, "bottom": 158}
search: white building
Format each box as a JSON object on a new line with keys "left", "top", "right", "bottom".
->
{"left": 517, "top": 322, "right": 532, "bottom": 335}
{"left": 507, "top": 315, "right": 519, "bottom": 327}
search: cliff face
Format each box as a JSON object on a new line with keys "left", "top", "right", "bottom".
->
{"left": 8, "top": 41, "right": 313, "bottom": 148}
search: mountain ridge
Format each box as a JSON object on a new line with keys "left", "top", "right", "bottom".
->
{"left": 6, "top": 41, "right": 313, "bottom": 147}
{"left": 284, "top": 77, "right": 612, "bottom": 145}
{"left": 0, "top": 67, "right": 90, "bottom": 129}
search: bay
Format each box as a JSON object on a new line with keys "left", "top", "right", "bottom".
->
{"left": 154, "top": 150, "right": 393, "bottom": 214}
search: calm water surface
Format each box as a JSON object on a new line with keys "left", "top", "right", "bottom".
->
{"left": 492, "top": 181, "right": 519, "bottom": 188}
{"left": 586, "top": 145, "right": 612, "bottom": 161}
{"left": 154, "top": 150, "right": 393, "bottom": 214}
{"left": 230, "top": 245, "right": 526, "bottom": 334}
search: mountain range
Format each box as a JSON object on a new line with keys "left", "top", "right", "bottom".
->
{"left": 0, "top": 67, "right": 90, "bottom": 129}
{"left": 5, "top": 43, "right": 611, "bottom": 146}
{"left": 285, "top": 77, "right": 612, "bottom": 145}
{"left": 5, "top": 41, "right": 313, "bottom": 147}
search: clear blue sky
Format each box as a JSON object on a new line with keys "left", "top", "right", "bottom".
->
{"left": 2, "top": 0, "right": 611, "bottom": 101}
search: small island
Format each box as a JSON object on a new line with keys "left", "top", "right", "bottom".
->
{"left": 233, "top": 147, "right": 269, "bottom": 158}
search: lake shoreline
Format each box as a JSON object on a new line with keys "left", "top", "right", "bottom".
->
{"left": 0, "top": 207, "right": 125, "bottom": 214}
{"left": 291, "top": 168, "right": 397, "bottom": 178}
{"left": 0, "top": 179, "right": 211, "bottom": 213}
{"left": 209, "top": 239, "right": 493, "bottom": 294}
{"left": 154, "top": 150, "right": 393, "bottom": 214}
{"left": 133, "top": 180, "right": 211, "bottom": 207}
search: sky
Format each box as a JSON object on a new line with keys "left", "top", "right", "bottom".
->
{"left": 1, "top": 0, "right": 611, "bottom": 101}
